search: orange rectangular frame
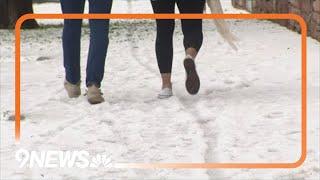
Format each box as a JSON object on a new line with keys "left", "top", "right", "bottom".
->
{"left": 15, "top": 13, "right": 307, "bottom": 169}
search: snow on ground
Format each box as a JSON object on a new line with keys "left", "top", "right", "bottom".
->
{"left": 1, "top": 1, "right": 319, "bottom": 179}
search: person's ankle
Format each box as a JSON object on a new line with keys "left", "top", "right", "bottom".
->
{"left": 65, "top": 79, "right": 81, "bottom": 86}
{"left": 87, "top": 82, "right": 100, "bottom": 89}
{"left": 162, "top": 83, "right": 172, "bottom": 89}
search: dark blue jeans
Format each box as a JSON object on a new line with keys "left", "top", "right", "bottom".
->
{"left": 60, "top": 0, "right": 113, "bottom": 87}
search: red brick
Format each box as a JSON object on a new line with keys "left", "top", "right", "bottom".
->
{"left": 311, "top": 12, "right": 320, "bottom": 23}
{"left": 289, "top": 4, "right": 302, "bottom": 15}
{"left": 252, "top": 0, "right": 264, "bottom": 13}
{"left": 254, "top": 0, "right": 276, "bottom": 13}
{"left": 289, "top": 0, "right": 301, "bottom": 8}
{"left": 231, "top": 0, "right": 247, "bottom": 10}
{"left": 310, "top": 19, "right": 320, "bottom": 40}
{"left": 288, "top": 5, "right": 302, "bottom": 32}
{"left": 231, "top": 0, "right": 240, "bottom": 9}
{"left": 276, "top": 0, "right": 289, "bottom": 13}
{"left": 238, "top": 0, "right": 246, "bottom": 8}
{"left": 231, "top": 0, "right": 237, "bottom": 7}
{"left": 300, "top": 0, "right": 313, "bottom": 13}
{"left": 313, "top": 0, "right": 320, "bottom": 12}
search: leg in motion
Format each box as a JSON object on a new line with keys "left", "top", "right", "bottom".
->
{"left": 177, "top": 0, "right": 205, "bottom": 95}
{"left": 86, "top": 0, "right": 113, "bottom": 104}
{"left": 60, "top": 0, "right": 85, "bottom": 98}
{"left": 151, "top": 0, "right": 175, "bottom": 99}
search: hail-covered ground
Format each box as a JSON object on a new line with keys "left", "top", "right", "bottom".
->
{"left": 1, "top": 1, "right": 319, "bottom": 179}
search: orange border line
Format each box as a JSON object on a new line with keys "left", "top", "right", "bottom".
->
{"left": 15, "top": 13, "right": 307, "bottom": 169}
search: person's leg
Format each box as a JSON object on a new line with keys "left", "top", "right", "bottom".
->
{"left": 86, "top": 0, "right": 113, "bottom": 88}
{"left": 177, "top": 0, "right": 205, "bottom": 60}
{"left": 60, "top": 0, "right": 85, "bottom": 85}
{"left": 151, "top": 0, "right": 175, "bottom": 90}
{"left": 60, "top": 0, "right": 85, "bottom": 98}
{"left": 85, "top": 0, "right": 113, "bottom": 104}
{"left": 177, "top": 0, "right": 205, "bottom": 95}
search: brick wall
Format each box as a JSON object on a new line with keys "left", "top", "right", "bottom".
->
{"left": 232, "top": 0, "right": 320, "bottom": 41}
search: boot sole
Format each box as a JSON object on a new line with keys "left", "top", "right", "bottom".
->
{"left": 184, "top": 58, "right": 200, "bottom": 95}
{"left": 88, "top": 96, "right": 105, "bottom": 105}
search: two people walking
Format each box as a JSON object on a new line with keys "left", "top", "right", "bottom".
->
{"left": 61, "top": 0, "right": 205, "bottom": 104}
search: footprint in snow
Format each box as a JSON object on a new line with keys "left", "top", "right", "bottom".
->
{"left": 267, "top": 148, "right": 279, "bottom": 153}
{"left": 263, "top": 111, "right": 283, "bottom": 119}
{"left": 99, "top": 119, "right": 114, "bottom": 126}
{"left": 204, "top": 87, "right": 232, "bottom": 95}
{"left": 36, "top": 56, "right": 51, "bottom": 61}
{"left": 235, "top": 81, "right": 251, "bottom": 89}
{"left": 286, "top": 130, "right": 300, "bottom": 135}
{"left": 223, "top": 79, "right": 235, "bottom": 85}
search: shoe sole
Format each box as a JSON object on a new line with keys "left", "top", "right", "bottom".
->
{"left": 184, "top": 58, "right": 200, "bottom": 95}
{"left": 88, "top": 97, "right": 104, "bottom": 105}
{"left": 158, "top": 94, "right": 173, "bottom": 99}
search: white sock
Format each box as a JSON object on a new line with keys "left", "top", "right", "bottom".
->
{"left": 185, "top": 54, "right": 195, "bottom": 60}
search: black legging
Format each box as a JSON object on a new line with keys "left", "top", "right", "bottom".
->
{"left": 151, "top": 0, "right": 205, "bottom": 74}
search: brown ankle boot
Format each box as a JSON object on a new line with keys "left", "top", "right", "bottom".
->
{"left": 87, "top": 85, "right": 104, "bottom": 104}
{"left": 64, "top": 80, "right": 81, "bottom": 98}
